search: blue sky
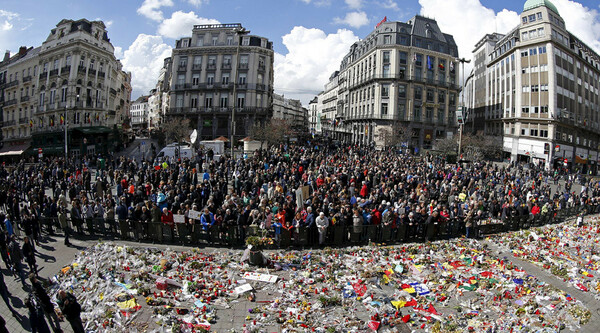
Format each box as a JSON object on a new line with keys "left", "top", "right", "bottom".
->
{"left": 1, "top": 0, "right": 599, "bottom": 104}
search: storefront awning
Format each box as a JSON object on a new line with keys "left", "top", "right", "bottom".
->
{"left": 0, "top": 143, "right": 31, "bottom": 156}
{"left": 73, "top": 126, "right": 112, "bottom": 135}
{"left": 575, "top": 155, "right": 588, "bottom": 164}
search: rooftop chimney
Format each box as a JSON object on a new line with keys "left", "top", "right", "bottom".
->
{"left": 18, "top": 46, "right": 27, "bottom": 56}
{"left": 3, "top": 51, "right": 9, "bottom": 62}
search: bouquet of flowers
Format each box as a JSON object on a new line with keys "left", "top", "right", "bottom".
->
{"left": 245, "top": 236, "right": 274, "bottom": 249}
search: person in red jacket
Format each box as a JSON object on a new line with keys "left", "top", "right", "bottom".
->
{"left": 359, "top": 181, "right": 368, "bottom": 198}
{"left": 161, "top": 208, "right": 174, "bottom": 242}
{"left": 531, "top": 202, "right": 540, "bottom": 216}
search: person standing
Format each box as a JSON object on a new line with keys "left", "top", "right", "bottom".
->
{"left": 58, "top": 208, "right": 71, "bottom": 247}
{"left": 8, "top": 235, "right": 27, "bottom": 288}
{"left": 315, "top": 212, "right": 329, "bottom": 246}
{"left": 56, "top": 290, "right": 84, "bottom": 333}
{"left": 22, "top": 236, "right": 38, "bottom": 276}
{"left": 25, "top": 291, "right": 52, "bottom": 333}
{"left": 3, "top": 215, "right": 14, "bottom": 238}
{"left": 30, "top": 274, "right": 62, "bottom": 333}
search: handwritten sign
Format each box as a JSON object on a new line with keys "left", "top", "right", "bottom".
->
{"left": 174, "top": 214, "right": 185, "bottom": 223}
{"left": 242, "top": 272, "right": 278, "bottom": 283}
{"left": 188, "top": 209, "right": 202, "bottom": 220}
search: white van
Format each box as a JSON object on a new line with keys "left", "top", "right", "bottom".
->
{"left": 156, "top": 143, "right": 195, "bottom": 161}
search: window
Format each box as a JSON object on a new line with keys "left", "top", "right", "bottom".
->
{"left": 449, "top": 93, "right": 456, "bottom": 106}
{"left": 529, "top": 30, "right": 537, "bottom": 39}
{"left": 223, "top": 55, "right": 232, "bottom": 66}
{"left": 238, "top": 73, "right": 247, "bottom": 85}
{"left": 193, "top": 56, "right": 202, "bottom": 66}
{"left": 242, "top": 37, "right": 250, "bottom": 46}
{"left": 208, "top": 56, "right": 216, "bottom": 66}
{"left": 382, "top": 64, "right": 390, "bottom": 77}
{"left": 190, "top": 96, "right": 198, "bottom": 108}
{"left": 227, "top": 35, "right": 233, "bottom": 45}
{"left": 540, "top": 84, "right": 549, "bottom": 91}
{"left": 528, "top": 14, "right": 536, "bottom": 22}
{"left": 522, "top": 86, "right": 531, "bottom": 92}
{"left": 179, "top": 56, "right": 187, "bottom": 67}
{"left": 205, "top": 93, "right": 213, "bottom": 107}
{"left": 381, "top": 84, "right": 389, "bottom": 98}
{"left": 39, "top": 92, "right": 45, "bottom": 106}
{"left": 521, "top": 51, "right": 528, "bottom": 57}
{"left": 237, "top": 93, "right": 245, "bottom": 108}
{"left": 49, "top": 90, "right": 56, "bottom": 104}
{"left": 221, "top": 73, "right": 230, "bottom": 84}
{"left": 415, "top": 54, "right": 422, "bottom": 67}
{"left": 206, "top": 73, "right": 214, "bottom": 85}
{"left": 257, "top": 73, "right": 263, "bottom": 84}
{"left": 537, "top": 12, "right": 542, "bottom": 20}
{"left": 176, "top": 94, "right": 183, "bottom": 107}
{"left": 522, "top": 106, "right": 529, "bottom": 113}
{"left": 383, "top": 51, "right": 390, "bottom": 64}
{"left": 529, "top": 48, "right": 537, "bottom": 55}
{"left": 44, "top": 62, "right": 49, "bottom": 72}
{"left": 522, "top": 17, "right": 527, "bottom": 24}
{"left": 398, "top": 84, "right": 406, "bottom": 98}
{"left": 384, "top": 35, "right": 391, "bottom": 44}
{"left": 212, "top": 36, "right": 218, "bottom": 45}
{"left": 182, "top": 39, "right": 189, "bottom": 47}
{"left": 538, "top": 46, "right": 546, "bottom": 54}
{"left": 220, "top": 95, "right": 228, "bottom": 108}
{"left": 196, "top": 37, "right": 204, "bottom": 47}
{"left": 538, "top": 28, "right": 545, "bottom": 37}
{"left": 65, "top": 55, "right": 71, "bottom": 67}
{"left": 192, "top": 74, "right": 199, "bottom": 86}
{"left": 414, "top": 86, "right": 422, "bottom": 100}
{"left": 381, "top": 103, "right": 388, "bottom": 115}
{"left": 61, "top": 87, "right": 67, "bottom": 102}
{"left": 522, "top": 32, "right": 528, "bottom": 41}
{"left": 177, "top": 74, "right": 185, "bottom": 85}
{"left": 438, "top": 90, "right": 445, "bottom": 103}
{"left": 399, "top": 51, "right": 407, "bottom": 65}
{"left": 239, "top": 55, "right": 249, "bottom": 66}
{"left": 426, "top": 89, "right": 434, "bottom": 102}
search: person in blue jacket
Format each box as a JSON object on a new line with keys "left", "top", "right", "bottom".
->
{"left": 200, "top": 208, "right": 215, "bottom": 243}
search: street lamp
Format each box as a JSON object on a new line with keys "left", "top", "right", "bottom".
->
{"left": 231, "top": 26, "right": 250, "bottom": 159}
{"left": 456, "top": 57, "right": 471, "bottom": 160}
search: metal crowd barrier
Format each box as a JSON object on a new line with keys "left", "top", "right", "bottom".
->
{"left": 31, "top": 204, "right": 598, "bottom": 248}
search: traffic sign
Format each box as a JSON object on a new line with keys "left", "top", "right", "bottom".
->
{"left": 38, "top": 147, "right": 43, "bottom": 158}
{"left": 141, "top": 141, "right": 145, "bottom": 145}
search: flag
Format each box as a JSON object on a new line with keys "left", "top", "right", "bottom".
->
{"left": 29, "top": 120, "right": 33, "bottom": 128}
{"left": 427, "top": 56, "right": 432, "bottom": 70}
{"left": 60, "top": 115, "right": 64, "bottom": 125}
{"left": 50, "top": 116, "right": 54, "bottom": 127}
{"left": 438, "top": 63, "right": 445, "bottom": 71}
{"left": 96, "top": 114, "right": 99, "bottom": 121}
{"left": 413, "top": 53, "right": 417, "bottom": 62}
{"left": 450, "top": 61, "right": 454, "bottom": 72}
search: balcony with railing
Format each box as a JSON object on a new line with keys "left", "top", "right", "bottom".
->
{"left": 192, "top": 64, "right": 202, "bottom": 70}
{"left": 20, "top": 96, "right": 30, "bottom": 103}
{"left": 5, "top": 99, "right": 17, "bottom": 106}
{"left": 2, "top": 120, "right": 16, "bottom": 127}
{"left": 238, "top": 63, "right": 248, "bottom": 70}
{"left": 206, "top": 63, "right": 216, "bottom": 70}
{"left": 258, "top": 63, "right": 265, "bottom": 71}
{"left": 221, "top": 62, "right": 232, "bottom": 70}
{"left": 174, "top": 83, "right": 192, "bottom": 90}
{"left": 61, "top": 66, "right": 71, "bottom": 75}
{"left": 22, "top": 76, "right": 32, "bottom": 83}
{"left": 177, "top": 65, "right": 187, "bottom": 72}
{"left": 48, "top": 103, "right": 57, "bottom": 111}
{"left": 78, "top": 66, "right": 87, "bottom": 74}
{"left": 255, "top": 83, "right": 267, "bottom": 91}
{"left": 5, "top": 80, "right": 19, "bottom": 88}
{"left": 59, "top": 101, "right": 67, "bottom": 108}
{"left": 88, "top": 68, "right": 97, "bottom": 76}
{"left": 98, "top": 71, "right": 105, "bottom": 78}
{"left": 49, "top": 69, "right": 59, "bottom": 77}
{"left": 39, "top": 72, "right": 48, "bottom": 80}
{"left": 19, "top": 117, "right": 28, "bottom": 124}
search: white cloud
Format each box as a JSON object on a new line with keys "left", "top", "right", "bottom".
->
{"left": 0, "top": 10, "right": 18, "bottom": 20}
{"left": 114, "top": 46, "right": 123, "bottom": 59}
{"left": 419, "top": 0, "right": 519, "bottom": 62}
{"left": 300, "top": 0, "right": 311, "bottom": 3}
{"left": 333, "top": 11, "right": 369, "bottom": 28}
{"left": 158, "top": 11, "right": 220, "bottom": 39}
{"left": 553, "top": 0, "right": 600, "bottom": 53}
{"left": 95, "top": 18, "right": 113, "bottom": 29}
{"left": 345, "top": 0, "right": 363, "bottom": 10}
{"left": 137, "top": 0, "right": 174, "bottom": 22}
{"left": 274, "top": 26, "right": 359, "bottom": 104}
{"left": 119, "top": 34, "right": 172, "bottom": 97}
{"left": 1, "top": 21, "right": 12, "bottom": 31}
{"left": 380, "top": 0, "right": 399, "bottom": 11}
{"left": 188, "top": 0, "right": 208, "bottom": 6}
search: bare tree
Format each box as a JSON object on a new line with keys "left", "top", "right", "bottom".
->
{"left": 250, "top": 119, "right": 293, "bottom": 149}
{"left": 461, "top": 131, "right": 503, "bottom": 161}
{"left": 378, "top": 122, "right": 412, "bottom": 148}
{"left": 435, "top": 136, "right": 458, "bottom": 153}
{"left": 161, "top": 118, "right": 191, "bottom": 144}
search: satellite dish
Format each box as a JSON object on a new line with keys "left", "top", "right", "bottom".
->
{"left": 190, "top": 129, "right": 198, "bottom": 144}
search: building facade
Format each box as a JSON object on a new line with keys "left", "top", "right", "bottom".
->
{"left": 166, "top": 23, "right": 274, "bottom": 141}
{"left": 467, "top": 0, "right": 600, "bottom": 172}
{"left": 308, "top": 97, "right": 320, "bottom": 135}
{"left": 0, "top": 19, "right": 131, "bottom": 157}
{"left": 130, "top": 95, "right": 149, "bottom": 128}
{"left": 316, "top": 16, "right": 460, "bottom": 148}
{"left": 272, "top": 93, "right": 308, "bottom": 132}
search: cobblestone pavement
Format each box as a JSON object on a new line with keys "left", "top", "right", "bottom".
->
{"left": 2, "top": 219, "right": 600, "bottom": 332}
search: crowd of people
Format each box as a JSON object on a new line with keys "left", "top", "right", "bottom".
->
{"left": 0, "top": 138, "right": 599, "bottom": 330}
